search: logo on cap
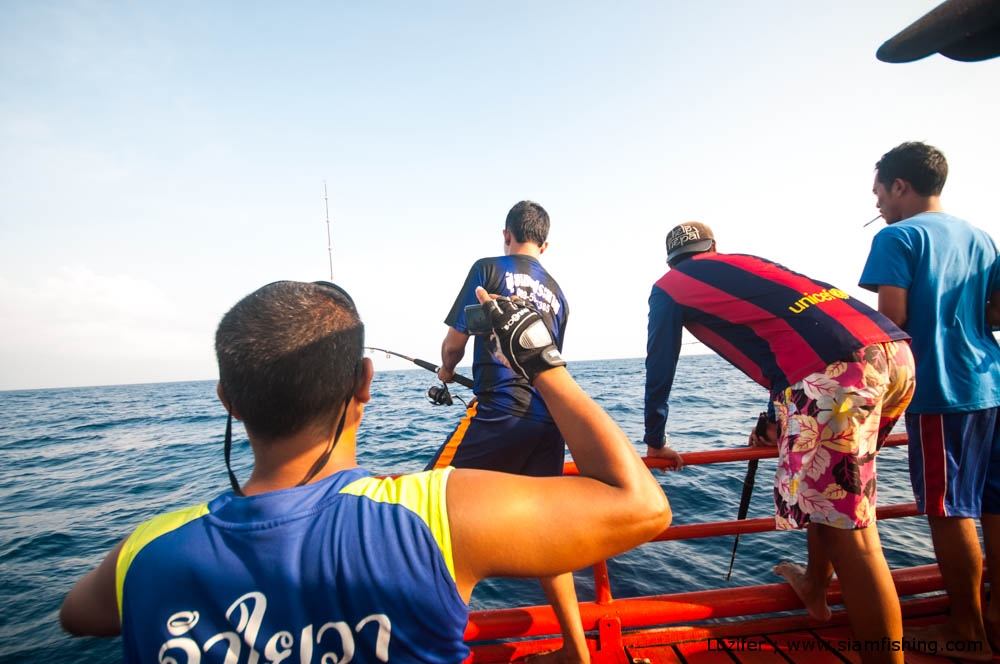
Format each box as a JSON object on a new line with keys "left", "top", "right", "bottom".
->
{"left": 668, "top": 224, "right": 703, "bottom": 251}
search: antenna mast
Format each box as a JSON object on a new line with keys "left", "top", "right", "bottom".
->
{"left": 323, "top": 181, "right": 333, "bottom": 280}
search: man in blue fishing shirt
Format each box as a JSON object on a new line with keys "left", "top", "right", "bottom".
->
{"left": 59, "top": 280, "right": 671, "bottom": 663}
{"left": 860, "top": 141, "right": 1000, "bottom": 660}
{"left": 424, "top": 200, "right": 588, "bottom": 662}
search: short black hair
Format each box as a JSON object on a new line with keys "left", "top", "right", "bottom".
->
{"left": 215, "top": 281, "right": 364, "bottom": 439}
{"left": 875, "top": 142, "right": 948, "bottom": 196}
{"left": 505, "top": 200, "right": 550, "bottom": 246}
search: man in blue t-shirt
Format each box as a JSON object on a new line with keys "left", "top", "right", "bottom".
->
{"left": 424, "top": 201, "right": 588, "bottom": 662}
{"left": 860, "top": 141, "right": 1000, "bottom": 658}
{"left": 59, "top": 281, "right": 672, "bottom": 662}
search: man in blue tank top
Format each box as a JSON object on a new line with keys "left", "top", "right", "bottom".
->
{"left": 59, "top": 281, "right": 672, "bottom": 663}
{"left": 424, "top": 201, "right": 587, "bottom": 662}
{"left": 860, "top": 141, "right": 1000, "bottom": 659}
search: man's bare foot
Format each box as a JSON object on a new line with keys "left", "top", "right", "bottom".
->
{"left": 524, "top": 647, "right": 590, "bottom": 664}
{"left": 903, "top": 623, "right": 992, "bottom": 661}
{"left": 773, "top": 561, "right": 832, "bottom": 621}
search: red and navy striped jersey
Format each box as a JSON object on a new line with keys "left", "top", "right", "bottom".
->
{"left": 644, "top": 253, "right": 909, "bottom": 447}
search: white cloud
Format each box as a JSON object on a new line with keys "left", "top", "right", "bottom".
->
{"left": 0, "top": 267, "right": 214, "bottom": 390}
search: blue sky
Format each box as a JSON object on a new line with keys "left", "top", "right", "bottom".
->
{"left": 1, "top": 1, "right": 998, "bottom": 390}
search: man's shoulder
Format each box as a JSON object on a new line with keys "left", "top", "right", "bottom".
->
{"left": 870, "top": 218, "right": 926, "bottom": 250}
{"left": 894, "top": 212, "right": 971, "bottom": 235}
{"left": 340, "top": 468, "right": 451, "bottom": 504}
{"left": 119, "top": 503, "right": 211, "bottom": 579}
{"left": 506, "top": 255, "right": 569, "bottom": 300}
{"left": 889, "top": 212, "right": 995, "bottom": 247}
{"left": 656, "top": 252, "right": 750, "bottom": 281}
{"left": 461, "top": 255, "right": 505, "bottom": 276}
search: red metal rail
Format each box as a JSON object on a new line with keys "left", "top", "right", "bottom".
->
{"left": 470, "top": 594, "right": 952, "bottom": 662}
{"left": 466, "top": 431, "right": 920, "bottom": 657}
{"left": 562, "top": 432, "right": 907, "bottom": 475}
{"left": 658, "top": 501, "right": 919, "bottom": 541}
{"left": 465, "top": 563, "right": 942, "bottom": 641}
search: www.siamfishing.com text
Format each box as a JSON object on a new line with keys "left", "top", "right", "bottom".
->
{"left": 707, "top": 635, "right": 984, "bottom": 656}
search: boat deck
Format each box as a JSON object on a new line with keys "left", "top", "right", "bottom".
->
{"left": 465, "top": 435, "right": 994, "bottom": 662}
{"left": 474, "top": 601, "right": 995, "bottom": 663}
{"left": 627, "top": 616, "right": 991, "bottom": 663}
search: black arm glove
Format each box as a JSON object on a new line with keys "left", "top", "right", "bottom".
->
{"left": 482, "top": 296, "right": 566, "bottom": 382}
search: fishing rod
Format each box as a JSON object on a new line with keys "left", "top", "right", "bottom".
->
{"left": 724, "top": 411, "right": 767, "bottom": 581}
{"left": 323, "top": 181, "right": 333, "bottom": 280}
{"left": 364, "top": 347, "right": 474, "bottom": 389}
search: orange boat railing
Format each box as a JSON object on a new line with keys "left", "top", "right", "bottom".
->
{"left": 464, "top": 433, "right": 932, "bottom": 660}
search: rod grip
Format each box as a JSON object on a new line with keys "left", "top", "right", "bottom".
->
{"left": 413, "top": 358, "right": 439, "bottom": 374}
{"left": 451, "top": 374, "right": 474, "bottom": 389}
{"left": 414, "top": 357, "right": 474, "bottom": 389}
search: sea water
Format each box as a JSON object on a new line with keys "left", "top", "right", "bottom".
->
{"left": 0, "top": 356, "right": 935, "bottom": 661}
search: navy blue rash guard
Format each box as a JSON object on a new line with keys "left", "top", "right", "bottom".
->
{"left": 445, "top": 255, "right": 569, "bottom": 423}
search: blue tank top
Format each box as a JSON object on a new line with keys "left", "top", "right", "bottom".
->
{"left": 116, "top": 467, "right": 468, "bottom": 663}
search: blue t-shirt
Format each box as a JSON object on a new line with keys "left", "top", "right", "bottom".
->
{"left": 445, "top": 254, "right": 569, "bottom": 422}
{"left": 860, "top": 212, "right": 1000, "bottom": 413}
{"left": 117, "top": 468, "right": 468, "bottom": 663}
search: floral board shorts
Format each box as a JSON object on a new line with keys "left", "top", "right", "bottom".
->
{"left": 773, "top": 341, "right": 915, "bottom": 531}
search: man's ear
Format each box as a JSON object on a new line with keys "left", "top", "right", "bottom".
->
{"left": 502, "top": 228, "right": 512, "bottom": 246}
{"left": 355, "top": 357, "right": 374, "bottom": 404}
{"left": 891, "top": 178, "right": 909, "bottom": 197}
{"left": 216, "top": 382, "right": 242, "bottom": 420}
{"left": 538, "top": 240, "right": 549, "bottom": 254}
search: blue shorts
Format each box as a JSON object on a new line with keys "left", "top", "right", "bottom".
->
{"left": 905, "top": 407, "right": 1000, "bottom": 517}
{"left": 424, "top": 400, "right": 565, "bottom": 477}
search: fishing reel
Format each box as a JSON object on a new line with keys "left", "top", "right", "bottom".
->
{"left": 427, "top": 382, "right": 454, "bottom": 406}
{"left": 427, "top": 382, "right": 468, "bottom": 407}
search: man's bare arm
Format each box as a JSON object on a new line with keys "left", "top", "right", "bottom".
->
{"left": 448, "top": 366, "right": 671, "bottom": 601}
{"left": 438, "top": 327, "right": 469, "bottom": 382}
{"left": 878, "top": 285, "right": 908, "bottom": 328}
{"left": 60, "top": 540, "right": 124, "bottom": 636}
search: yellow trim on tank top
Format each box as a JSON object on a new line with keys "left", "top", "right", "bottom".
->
{"left": 340, "top": 468, "right": 455, "bottom": 582}
{"left": 115, "top": 503, "right": 209, "bottom": 619}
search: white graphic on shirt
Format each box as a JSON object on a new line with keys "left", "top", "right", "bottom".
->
{"left": 156, "top": 591, "right": 391, "bottom": 663}
{"left": 503, "top": 272, "right": 561, "bottom": 316}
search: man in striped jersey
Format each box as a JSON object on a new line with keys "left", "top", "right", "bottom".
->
{"left": 645, "top": 222, "right": 914, "bottom": 663}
